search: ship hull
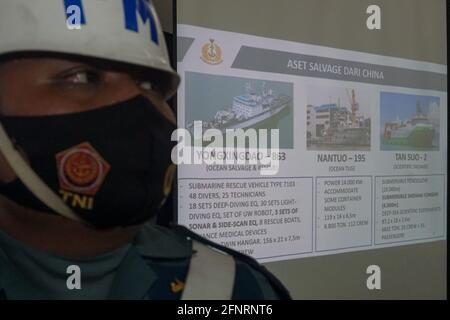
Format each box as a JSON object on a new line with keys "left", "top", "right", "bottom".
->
{"left": 384, "top": 125, "right": 434, "bottom": 148}
{"left": 322, "top": 127, "right": 370, "bottom": 146}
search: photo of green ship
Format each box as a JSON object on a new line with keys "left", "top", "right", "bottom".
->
{"left": 380, "top": 92, "right": 440, "bottom": 151}
{"left": 307, "top": 86, "right": 371, "bottom": 151}
{"left": 184, "top": 72, "right": 294, "bottom": 149}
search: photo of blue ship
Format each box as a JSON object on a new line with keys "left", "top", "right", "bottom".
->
{"left": 380, "top": 92, "right": 440, "bottom": 151}
{"left": 306, "top": 86, "right": 371, "bottom": 151}
{"left": 184, "top": 72, "right": 294, "bottom": 149}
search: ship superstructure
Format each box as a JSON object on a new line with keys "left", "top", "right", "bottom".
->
{"left": 307, "top": 89, "right": 370, "bottom": 147}
{"left": 188, "top": 82, "right": 292, "bottom": 133}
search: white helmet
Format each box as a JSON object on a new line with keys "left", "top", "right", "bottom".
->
{"left": 0, "top": 0, "right": 180, "bottom": 98}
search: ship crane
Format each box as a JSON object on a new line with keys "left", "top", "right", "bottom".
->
{"left": 346, "top": 89, "right": 359, "bottom": 128}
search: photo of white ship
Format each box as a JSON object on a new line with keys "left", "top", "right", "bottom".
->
{"left": 307, "top": 86, "right": 371, "bottom": 151}
{"left": 185, "top": 72, "right": 294, "bottom": 148}
{"left": 380, "top": 92, "right": 440, "bottom": 151}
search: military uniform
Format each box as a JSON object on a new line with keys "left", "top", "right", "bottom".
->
{"left": 0, "top": 1, "right": 290, "bottom": 300}
{"left": 0, "top": 224, "right": 290, "bottom": 300}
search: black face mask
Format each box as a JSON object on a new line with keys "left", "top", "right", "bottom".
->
{"left": 0, "top": 95, "right": 177, "bottom": 228}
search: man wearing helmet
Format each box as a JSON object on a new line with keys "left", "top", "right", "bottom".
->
{"left": 0, "top": 0, "right": 290, "bottom": 299}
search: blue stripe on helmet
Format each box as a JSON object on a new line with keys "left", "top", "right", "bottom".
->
{"left": 123, "top": 0, "right": 159, "bottom": 45}
{"left": 64, "top": 0, "right": 86, "bottom": 25}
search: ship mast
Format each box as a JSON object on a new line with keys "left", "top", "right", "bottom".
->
{"left": 245, "top": 82, "right": 252, "bottom": 95}
{"left": 346, "top": 89, "right": 359, "bottom": 128}
{"left": 416, "top": 100, "right": 423, "bottom": 117}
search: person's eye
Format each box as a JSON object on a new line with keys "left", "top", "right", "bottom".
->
{"left": 64, "top": 70, "right": 102, "bottom": 85}
{"left": 53, "top": 67, "right": 103, "bottom": 86}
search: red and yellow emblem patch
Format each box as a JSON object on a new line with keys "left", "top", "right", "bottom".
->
{"left": 56, "top": 142, "right": 110, "bottom": 196}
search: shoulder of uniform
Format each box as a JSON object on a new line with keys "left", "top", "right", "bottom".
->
{"left": 170, "top": 224, "right": 292, "bottom": 299}
{"left": 134, "top": 223, "right": 193, "bottom": 260}
{"left": 0, "top": 237, "right": 9, "bottom": 295}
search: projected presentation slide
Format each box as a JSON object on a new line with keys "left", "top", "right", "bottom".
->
{"left": 176, "top": 24, "right": 447, "bottom": 263}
